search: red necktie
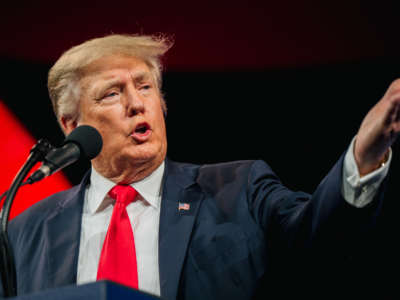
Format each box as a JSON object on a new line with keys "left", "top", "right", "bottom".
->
{"left": 97, "top": 185, "right": 139, "bottom": 289}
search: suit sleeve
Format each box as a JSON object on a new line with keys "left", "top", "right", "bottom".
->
{"left": 246, "top": 154, "right": 384, "bottom": 251}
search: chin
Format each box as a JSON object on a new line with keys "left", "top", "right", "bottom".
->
{"left": 126, "top": 146, "right": 165, "bottom": 165}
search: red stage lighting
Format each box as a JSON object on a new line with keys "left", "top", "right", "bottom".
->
{"left": 0, "top": 100, "right": 72, "bottom": 219}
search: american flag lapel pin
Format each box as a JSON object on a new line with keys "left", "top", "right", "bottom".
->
{"left": 178, "top": 202, "right": 190, "bottom": 211}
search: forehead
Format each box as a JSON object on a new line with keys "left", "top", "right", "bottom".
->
{"left": 84, "top": 55, "right": 150, "bottom": 74}
{"left": 79, "top": 55, "right": 153, "bottom": 89}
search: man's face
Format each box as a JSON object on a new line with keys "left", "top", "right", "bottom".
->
{"left": 65, "top": 55, "right": 167, "bottom": 182}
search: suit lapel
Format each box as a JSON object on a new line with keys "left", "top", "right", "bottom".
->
{"left": 159, "top": 160, "right": 204, "bottom": 300}
{"left": 44, "top": 173, "right": 89, "bottom": 288}
{"left": 40, "top": 162, "right": 202, "bottom": 297}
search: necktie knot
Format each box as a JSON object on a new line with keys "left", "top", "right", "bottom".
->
{"left": 108, "top": 185, "right": 138, "bottom": 206}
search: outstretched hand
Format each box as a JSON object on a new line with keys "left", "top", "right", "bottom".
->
{"left": 355, "top": 79, "right": 400, "bottom": 176}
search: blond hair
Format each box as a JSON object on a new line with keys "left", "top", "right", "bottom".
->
{"left": 48, "top": 34, "right": 173, "bottom": 128}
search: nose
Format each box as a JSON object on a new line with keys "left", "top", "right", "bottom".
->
{"left": 126, "top": 85, "right": 145, "bottom": 117}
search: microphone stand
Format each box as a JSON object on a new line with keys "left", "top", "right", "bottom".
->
{"left": 0, "top": 139, "right": 52, "bottom": 297}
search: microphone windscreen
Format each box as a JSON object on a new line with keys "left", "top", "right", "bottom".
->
{"left": 64, "top": 125, "right": 103, "bottom": 160}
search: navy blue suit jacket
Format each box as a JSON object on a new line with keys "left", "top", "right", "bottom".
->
{"left": 1, "top": 157, "right": 383, "bottom": 299}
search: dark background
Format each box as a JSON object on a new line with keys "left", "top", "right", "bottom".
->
{"left": 1, "top": 0, "right": 400, "bottom": 298}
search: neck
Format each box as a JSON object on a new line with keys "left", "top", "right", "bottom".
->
{"left": 92, "top": 156, "right": 164, "bottom": 184}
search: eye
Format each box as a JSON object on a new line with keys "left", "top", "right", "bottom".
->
{"left": 103, "top": 91, "right": 119, "bottom": 99}
{"left": 141, "top": 84, "right": 151, "bottom": 91}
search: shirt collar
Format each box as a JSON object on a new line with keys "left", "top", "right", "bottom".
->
{"left": 86, "top": 161, "right": 165, "bottom": 214}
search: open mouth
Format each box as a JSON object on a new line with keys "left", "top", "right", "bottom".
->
{"left": 131, "top": 122, "right": 152, "bottom": 141}
{"left": 135, "top": 123, "right": 149, "bottom": 134}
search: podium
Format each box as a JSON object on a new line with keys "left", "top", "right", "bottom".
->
{"left": 5, "top": 281, "right": 160, "bottom": 300}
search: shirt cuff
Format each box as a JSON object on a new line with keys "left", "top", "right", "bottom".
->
{"left": 341, "top": 137, "right": 392, "bottom": 208}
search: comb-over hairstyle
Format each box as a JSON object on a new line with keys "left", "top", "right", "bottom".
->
{"left": 48, "top": 34, "right": 173, "bottom": 129}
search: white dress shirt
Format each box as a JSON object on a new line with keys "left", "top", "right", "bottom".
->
{"left": 342, "top": 137, "right": 391, "bottom": 207}
{"left": 77, "top": 162, "right": 164, "bottom": 296}
{"left": 76, "top": 139, "right": 391, "bottom": 296}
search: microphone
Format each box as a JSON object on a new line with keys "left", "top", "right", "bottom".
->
{"left": 28, "top": 125, "right": 102, "bottom": 184}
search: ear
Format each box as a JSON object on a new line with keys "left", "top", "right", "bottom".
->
{"left": 60, "top": 116, "right": 78, "bottom": 136}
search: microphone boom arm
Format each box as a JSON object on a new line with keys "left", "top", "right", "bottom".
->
{"left": 0, "top": 139, "right": 52, "bottom": 297}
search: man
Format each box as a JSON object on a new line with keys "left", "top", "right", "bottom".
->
{"left": 1, "top": 34, "right": 398, "bottom": 299}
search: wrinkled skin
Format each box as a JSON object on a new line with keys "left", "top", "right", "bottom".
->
{"left": 61, "top": 55, "right": 167, "bottom": 184}
{"left": 355, "top": 79, "right": 400, "bottom": 176}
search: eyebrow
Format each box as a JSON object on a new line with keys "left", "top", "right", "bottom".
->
{"left": 91, "top": 71, "right": 154, "bottom": 99}
{"left": 131, "top": 71, "right": 152, "bottom": 83}
{"left": 100, "top": 72, "right": 152, "bottom": 90}
{"left": 101, "top": 79, "right": 123, "bottom": 91}
{"left": 92, "top": 79, "right": 124, "bottom": 98}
